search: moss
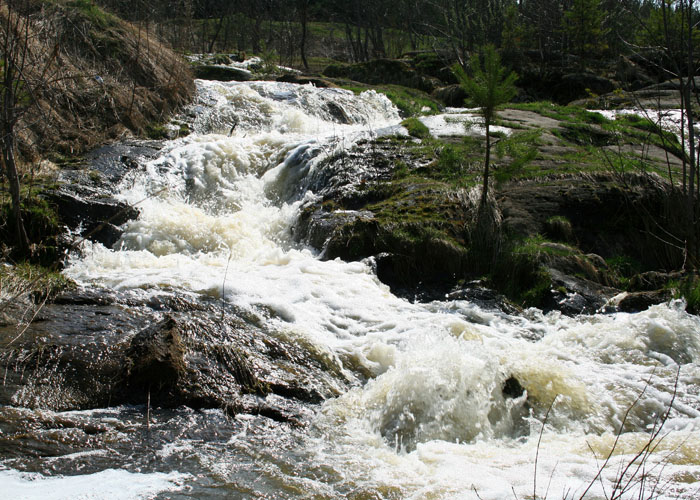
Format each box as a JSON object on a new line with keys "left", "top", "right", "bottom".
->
{"left": 676, "top": 275, "right": 700, "bottom": 314}
{"left": 606, "top": 255, "right": 643, "bottom": 289}
{"left": 509, "top": 101, "right": 611, "bottom": 125}
{"left": 557, "top": 123, "right": 615, "bottom": 147}
{"left": 545, "top": 215, "right": 574, "bottom": 242}
{"left": 145, "top": 122, "right": 169, "bottom": 140}
{"left": 401, "top": 118, "right": 430, "bottom": 139}
{"left": 48, "top": 152, "right": 85, "bottom": 169}
{"left": 340, "top": 82, "right": 440, "bottom": 117}
{"left": 0, "top": 191, "right": 63, "bottom": 265}
{"left": 610, "top": 114, "right": 685, "bottom": 159}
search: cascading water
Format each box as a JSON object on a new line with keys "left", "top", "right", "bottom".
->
{"left": 2, "top": 80, "right": 700, "bottom": 499}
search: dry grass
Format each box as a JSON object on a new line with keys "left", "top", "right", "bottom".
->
{"left": 1, "top": 0, "right": 194, "bottom": 164}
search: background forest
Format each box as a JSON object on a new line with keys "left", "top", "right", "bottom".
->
{"left": 94, "top": 0, "right": 693, "bottom": 75}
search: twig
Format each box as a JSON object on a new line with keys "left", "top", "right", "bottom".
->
{"left": 221, "top": 249, "right": 232, "bottom": 321}
{"left": 146, "top": 383, "right": 151, "bottom": 431}
{"left": 534, "top": 395, "right": 558, "bottom": 500}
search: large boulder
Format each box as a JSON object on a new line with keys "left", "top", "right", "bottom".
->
{"left": 323, "top": 59, "right": 442, "bottom": 93}
{"left": 193, "top": 65, "right": 252, "bottom": 82}
{"left": 0, "top": 290, "right": 347, "bottom": 422}
{"left": 432, "top": 84, "right": 468, "bottom": 107}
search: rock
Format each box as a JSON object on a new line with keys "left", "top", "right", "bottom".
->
{"left": 498, "top": 174, "right": 683, "bottom": 272}
{"left": 615, "top": 289, "right": 674, "bottom": 312}
{"left": 432, "top": 84, "right": 468, "bottom": 107}
{"left": 276, "top": 73, "right": 335, "bottom": 88}
{"left": 295, "top": 209, "right": 375, "bottom": 250}
{"left": 324, "top": 101, "right": 350, "bottom": 124}
{"left": 585, "top": 253, "right": 608, "bottom": 269}
{"left": 125, "top": 317, "right": 189, "bottom": 403}
{"left": 502, "top": 376, "right": 525, "bottom": 399}
{"left": 0, "top": 291, "right": 348, "bottom": 422}
{"left": 46, "top": 191, "right": 139, "bottom": 248}
{"left": 323, "top": 59, "right": 441, "bottom": 93}
{"left": 194, "top": 65, "right": 252, "bottom": 82}
{"left": 85, "top": 141, "right": 161, "bottom": 184}
{"left": 546, "top": 268, "right": 618, "bottom": 314}
{"left": 615, "top": 55, "right": 657, "bottom": 90}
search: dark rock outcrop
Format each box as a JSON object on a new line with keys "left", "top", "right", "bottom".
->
{"left": 277, "top": 73, "right": 335, "bottom": 88}
{"left": 498, "top": 174, "right": 681, "bottom": 271}
{"left": 616, "top": 289, "right": 675, "bottom": 313}
{"left": 0, "top": 290, "right": 348, "bottom": 423}
{"left": 323, "top": 59, "right": 441, "bottom": 93}
{"left": 194, "top": 65, "right": 252, "bottom": 82}
{"left": 432, "top": 84, "right": 468, "bottom": 107}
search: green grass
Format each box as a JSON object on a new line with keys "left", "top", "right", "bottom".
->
{"left": 489, "top": 236, "right": 554, "bottom": 307}
{"left": 65, "top": 0, "right": 118, "bottom": 28}
{"left": 0, "top": 262, "right": 75, "bottom": 301}
{"left": 509, "top": 101, "right": 611, "bottom": 125}
{"left": 609, "top": 114, "right": 685, "bottom": 160}
{"left": 401, "top": 118, "right": 430, "bottom": 139}
{"left": 341, "top": 83, "right": 441, "bottom": 117}
{"left": 670, "top": 275, "right": 700, "bottom": 314}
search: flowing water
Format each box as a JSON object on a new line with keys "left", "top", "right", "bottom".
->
{"left": 3, "top": 80, "right": 700, "bottom": 499}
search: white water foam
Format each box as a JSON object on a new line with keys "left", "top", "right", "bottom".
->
{"left": 0, "top": 469, "right": 188, "bottom": 500}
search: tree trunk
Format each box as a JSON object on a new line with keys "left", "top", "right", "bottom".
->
{"left": 480, "top": 119, "right": 491, "bottom": 209}
{"left": 299, "top": 4, "right": 309, "bottom": 70}
{"left": 1, "top": 132, "right": 30, "bottom": 255}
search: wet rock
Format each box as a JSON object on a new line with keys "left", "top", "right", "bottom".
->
{"left": 277, "top": 73, "right": 335, "bottom": 88}
{"left": 125, "top": 317, "right": 189, "bottom": 401}
{"left": 295, "top": 209, "right": 375, "bottom": 250}
{"left": 498, "top": 174, "right": 682, "bottom": 271}
{"left": 194, "top": 65, "right": 252, "bottom": 82}
{"left": 615, "top": 289, "right": 674, "bottom": 313}
{"left": 46, "top": 190, "right": 139, "bottom": 248}
{"left": 85, "top": 141, "right": 161, "bottom": 184}
{"left": 0, "top": 290, "right": 348, "bottom": 422}
{"left": 546, "top": 268, "right": 618, "bottom": 314}
{"left": 445, "top": 285, "right": 521, "bottom": 316}
{"left": 502, "top": 377, "right": 525, "bottom": 399}
{"left": 324, "top": 101, "right": 350, "bottom": 124}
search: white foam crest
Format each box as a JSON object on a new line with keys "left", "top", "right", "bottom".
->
{"left": 312, "top": 405, "right": 700, "bottom": 500}
{"left": 0, "top": 469, "right": 188, "bottom": 500}
{"left": 190, "top": 80, "right": 400, "bottom": 137}
{"left": 316, "top": 300, "right": 700, "bottom": 457}
{"left": 420, "top": 109, "right": 512, "bottom": 138}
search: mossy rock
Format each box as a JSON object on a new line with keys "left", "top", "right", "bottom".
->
{"left": 324, "top": 59, "right": 441, "bottom": 93}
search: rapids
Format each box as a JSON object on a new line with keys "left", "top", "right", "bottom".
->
{"left": 2, "top": 80, "right": 700, "bottom": 499}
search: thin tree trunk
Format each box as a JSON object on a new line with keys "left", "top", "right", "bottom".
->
{"left": 481, "top": 119, "right": 491, "bottom": 208}
{"left": 300, "top": 10, "right": 309, "bottom": 70}
{"left": 1, "top": 133, "right": 30, "bottom": 255}
{"left": 685, "top": 0, "right": 697, "bottom": 265}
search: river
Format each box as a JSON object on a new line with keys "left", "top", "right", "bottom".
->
{"left": 2, "top": 80, "right": 700, "bottom": 499}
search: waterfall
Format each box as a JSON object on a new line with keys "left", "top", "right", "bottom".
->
{"left": 4, "top": 80, "right": 700, "bottom": 500}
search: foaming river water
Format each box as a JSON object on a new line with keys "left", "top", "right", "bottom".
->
{"left": 3, "top": 80, "right": 700, "bottom": 499}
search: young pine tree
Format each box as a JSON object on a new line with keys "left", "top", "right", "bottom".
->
{"left": 452, "top": 45, "right": 517, "bottom": 209}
